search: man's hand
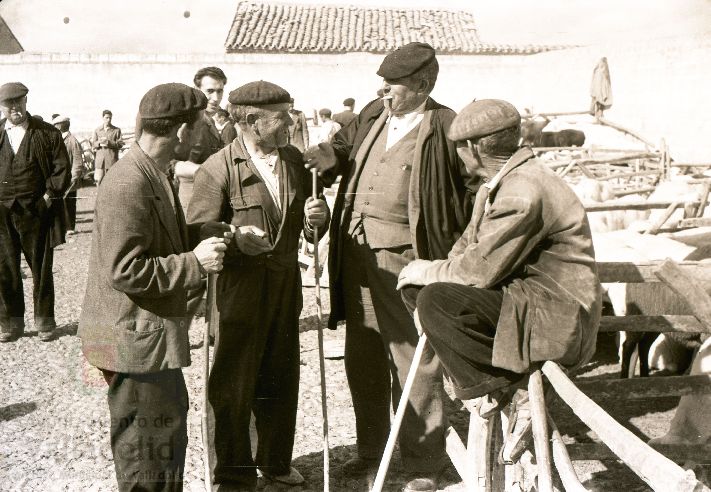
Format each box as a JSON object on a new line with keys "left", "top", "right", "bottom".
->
{"left": 43, "top": 194, "right": 52, "bottom": 208}
{"left": 305, "top": 197, "right": 328, "bottom": 229}
{"left": 303, "top": 143, "right": 337, "bottom": 176}
{"left": 199, "top": 221, "right": 236, "bottom": 241}
{"left": 235, "top": 225, "right": 271, "bottom": 256}
{"left": 193, "top": 236, "right": 229, "bottom": 274}
{"left": 397, "top": 259, "right": 434, "bottom": 290}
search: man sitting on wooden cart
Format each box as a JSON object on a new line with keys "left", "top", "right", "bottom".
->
{"left": 396, "top": 99, "right": 603, "bottom": 436}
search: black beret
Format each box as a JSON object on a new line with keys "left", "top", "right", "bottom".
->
{"left": 139, "top": 83, "right": 207, "bottom": 119}
{"left": 343, "top": 97, "right": 355, "bottom": 106}
{"left": 377, "top": 42, "right": 436, "bottom": 80}
{"left": 0, "top": 82, "right": 28, "bottom": 102}
{"left": 228, "top": 81, "right": 291, "bottom": 106}
{"left": 448, "top": 99, "right": 521, "bottom": 141}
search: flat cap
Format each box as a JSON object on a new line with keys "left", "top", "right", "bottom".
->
{"left": 139, "top": 83, "right": 207, "bottom": 119}
{"left": 228, "top": 81, "right": 291, "bottom": 106}
{"left": 51, "top": 115, "right": 69, "bottom": 125}
{"left": 448, "top": 99, "right": 521, "bottom": 141}
{"left": 343, "top": 97, "right": 355, "bottom": 106}
{"left": 0, "top": 82, "right": 28, "bottom": 102}
{"left": 377, "top": 42, "right": 436, "bottom": 80}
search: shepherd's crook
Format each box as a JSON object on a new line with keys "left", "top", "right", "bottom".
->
{"left": 371, "top": 333, "right": 428, "bottom": 492}
{"left": 311, "top": 168, "right": 330, "bottom": 491}
{"left": 203, "top": 273, "right": 217, "bottom": 491}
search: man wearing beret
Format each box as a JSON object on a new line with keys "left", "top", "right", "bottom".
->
{"left": 91, "top": 109, "right": 123, "bottom": 184}
{"left": 332, "top": 97, "right": 358, "bottom": 128}
{"left": 0, "top": 82, "right": 70, "bottom": 343}
{"left": 305, "top": 42, "right": 472, "bottom": 490}
{"left": 187, "top": 80, "right": 329, "bottom": 491}
{"left": 397, "top": 100, "right": 602, "bottom": 444}
{"left": 79, "top": 83, "right": 233, "bottom": 491}
{"left": 52, "top": 115, "right": 84, "bottom": 235}
{"left": 173, "top": 66, "right": 229, "bottom": 213}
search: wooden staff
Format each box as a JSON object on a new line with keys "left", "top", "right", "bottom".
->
{"left": 203, "top": 273, "right": 217, "bottom": 491}
{"left": 311, "top": 168, "right": 330, "bottom": 491}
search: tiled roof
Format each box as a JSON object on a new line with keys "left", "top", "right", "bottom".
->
{"left": 0, "top": 15, "right": 23, "bottom": 54}
{"left": 225, "top": 2, "right": 559, "bottom": 55}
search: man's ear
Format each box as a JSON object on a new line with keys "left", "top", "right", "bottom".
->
{"left": 417, "top": 78, "right": 431, "bottom": 94}
{"left": 245, "top": 112, "right": 258, "bottom": 125}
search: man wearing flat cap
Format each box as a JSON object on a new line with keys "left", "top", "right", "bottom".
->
{"left": 0, "top": 82, "right": 70, "bottom": 343}
{"left": 79, "top": 82, "right": 233, "bottom": 491}
{"left": 52, "top": 115, "right": 84, "bottom": 234}
{"left": 188, "top": 80, "right": 329, "bottom": 491}
{"left": 397, "top": 100, "right": 602, "bottom": 450}
{"left": 305, "top": 42, "right": 472, "bottom": 490}
{"left": 91, "top": 109, "right": 123, "bottom": 184}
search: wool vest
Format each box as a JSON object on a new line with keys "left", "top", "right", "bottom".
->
{"left": 0, "top": 131, "right": 45, "bottom": 206}
{"left": 351, "top": 122, "right": 419, "bottom": 248}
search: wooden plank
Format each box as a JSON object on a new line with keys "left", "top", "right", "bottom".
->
{"left": 598, "top": 170, "right": 662, "bottom": 181}
{"left": 445, "top": 426, "right": 480, "bottom": 491}
{"left": 597, "top": 261, "right": 711, "bottom": 283}
{"left": 612, "top": 186, "right": 656, "bottom": 197}
{"left": 547, "top": 415, "right": 587, "bottom": 492}
{"left": 541, "top": 361, "right": 707, "bottom": 492}
{"left": 523, "top": 110, "right": 592, "bottom": 118}
{"left": 599, "top": 315, "right": 708, "bottom": 334}
{"left": 566, "top": 443, "right": 711, "bottom": 464}
{"left": 695, "top": 183, "right": 711, "bottom": 217}
{"left": 529, "top": 369, "right": 554, "bottom": 492}
{"left": 678, "top": 218, "right": 711, "bottom": 228}
{"left": 672, "top": 162, "right": 711, "bottom": 168}
{"left": 584, "top": 200, "right": 695, "bottom": 212}
{"left": 571, "top": 375, "right": 711, "bottom": 400}
{"left": 645, "top": 200, "right": 681, "bottom": 234}
{"left": 597, "top": 117, "right": 656, "bottom": 148}
{"left": 656, "top": 259, "right": 711, "bottom": 333}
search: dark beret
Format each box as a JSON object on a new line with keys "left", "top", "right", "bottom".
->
{"left": 343, "top": 97, "right": 355, "bottom": 106}
{"left": 228, "top": 81, "right": 291, "bottom": 106}
{"left": 377, "top": 42, "right": 436, "bottom": 80}
{"left": 0, "top": 82, "right": 28, "bottom": 102}
{"left": 139, "top": 83, "right": 207, "bottom": 119}
{"left": 448, "top": 99, "right": 521, "bottom": 141}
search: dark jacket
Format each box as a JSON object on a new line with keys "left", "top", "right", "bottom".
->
{"left": 174, "top": 112, "right": 224, "bottom": 165}
{"left": 0, "top": 115, "right": 71, "bottom": 248}
{"left": 333, "top": 110, "right": 357, "bottom": 129}
{"left": 79, "top": 144, "right": 204, "bottom": 373}
{"left": 327, "top": 97, "right": 472, "bottom": 328}
{"left": 421, "top": 148, "right": 602, "bottom": 372}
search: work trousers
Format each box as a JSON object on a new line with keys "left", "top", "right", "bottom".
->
{"left": 106, "top": 368, "right": 189, "bottom": 492}
{"left": 0, "top": 201, "right": 55, "bottom": 334}
{"left": 403, "top": 283, "right": 523, "bottom": 400}
{"left": 208, "top": 264, "right": 301, "bottom": 489}
{"left": 341, "top": 232, "right": 447, "bottom": 473}
{"left": 64, "top": 190, "right": 77, "bottom": 231}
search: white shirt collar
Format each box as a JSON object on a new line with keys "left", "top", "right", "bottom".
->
{"left": 62, "top": 131, "right": 70, "bottom": 139}
{"left": 5, "top": 117, "right": 29, "bottom": 130}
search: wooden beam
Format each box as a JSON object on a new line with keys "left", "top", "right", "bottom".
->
{"left": 445, "top": 426, "right": 480, "bottom": 491}
{"left": 570, "top": 375, "right": 711, "bottom": 400}
{"left": 566, "top": 443, "right": 711, "bottom": 464}
{"left": 599, "top": 315, "right": 708, "bottom": 334}
{"left": 523, "top": 110, "right": 592, "bottom": 118}
{"left": 695, "top": 183, "right": 711, "bottom": 218}
{"left": 584, "top": 200, "right": 695, "bottom": 212}
{"left": 547, "top": 415, "right": 587, "bottom": 492}
{"left": 611, "top": 186, "right": 656, "bottom": 197}
{"left": 541, "top": 361, "right": 707, "bottom": 492}
{"left": 672, "top": 162, "right": 711, "bottom": 168}
{"left": 597, "top": 117, "right": 656, "bottom": 148}
{"left": 678, "top": 218, "right": 711, "bottom": 229}
{"left": 597, "top": 170, "right": 663, "bottom": 181}
{"left": 645, "top": 200, "right": 682, "bottom": 234}
{"left": 529, "top": 369, "right": 554, "bottom": 492}
{"left": 597, "top": 261, "right": 711, "bottom": 283}
{"left": 656, "top": 259, "right": 711, "bottom": 333}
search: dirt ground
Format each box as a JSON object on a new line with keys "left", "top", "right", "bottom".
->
{"left": 0, "top": 185, "right": 701, "bottom": 491}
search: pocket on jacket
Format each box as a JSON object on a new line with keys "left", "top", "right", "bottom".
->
{"left": 115, "top": 322, "right": 166, "bottom": 370}
{"left": 529, "top": 297, "right": 583, "bottom": 366}
{"left": 230, "top": 195, "right": 266, "bottom": 229}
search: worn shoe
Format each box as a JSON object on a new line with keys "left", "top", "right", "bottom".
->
{"left": 0, "top": 332, "right": 20, "bottom": 343}
{"left": 38, "top": 330, "right": 55, "bottom": 342}
{"left": 341, "top": 456, "right": 379, "bottom": 478}
{"left": 403, "top": 476, "right": 438, "bottom": 492}
{"left": 259, "top": 466, "right": 305, "bottom": 486}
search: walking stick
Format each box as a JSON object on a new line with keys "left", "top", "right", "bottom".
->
{"left": 311, "top": 169, "right": 330, "bottom": 492}
{"left": 371, "top": 333, "right": 428, "bottom": 492}
{"left": 203, "top": 273, "right": 217, "bottom": 491}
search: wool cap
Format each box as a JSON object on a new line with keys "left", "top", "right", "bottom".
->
{"left": 228, "top": 81, "right": 291, "bottom": 106}
{"left": 448, "top": 99, "right": 521, "bottom": 141}
{"left": 0, "top": 82, "right": 29, "bottom": 102}
{"left": 377, "top": 42, "right": 436, "bottom": 80}
{"left": 51, "top": 115, "right": 69, "bottom": 125}
{"left": 343, "top": 97, "right": 355, "bottom": 106}
{"left": 139, "top": 83, "right": 207, "bottom": 119}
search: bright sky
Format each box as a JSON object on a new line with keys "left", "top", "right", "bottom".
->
{"left": 1, "top": 0, "right": 710, "bottom": 52}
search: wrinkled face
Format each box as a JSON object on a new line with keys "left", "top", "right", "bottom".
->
{"left": 198, "top": 75, "right": 225, "bottom": 114}
{"left": 0, "top": 96, "right": 28, "bottom": 125}
{"left": 456, "top": 140, "right": 485, "bottom": 178}
{"left": 381, "top": 75, "right": 427, "bottom": 116}
{"left": 103, "top": 114, "right": 112, "bottom": 126}
{"left": 252, "top": 107, "right": 292, "bottom": 150}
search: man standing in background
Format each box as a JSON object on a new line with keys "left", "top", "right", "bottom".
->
{"left": 0, "top": 82, "right": 70, "bottom": 343}
{"left": 287, "top": 97, "right": 309, "bottom": 152}
{"left": 333, "top": 97, "right": 357, "bottom": 128}
{"left": 316, "top": 108, "right": 341, "bottom": 144}
{"left": 52, "top": 114, "right": 83, "bottom": 235}
{"left": 91, "top": 109, "right": 123, "bottom": 184}
{"left": 173, "top": 66, "right": 228, "bottom": 213}
{"left": 213, "top": 107, "right": 238, "bottom": 146}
